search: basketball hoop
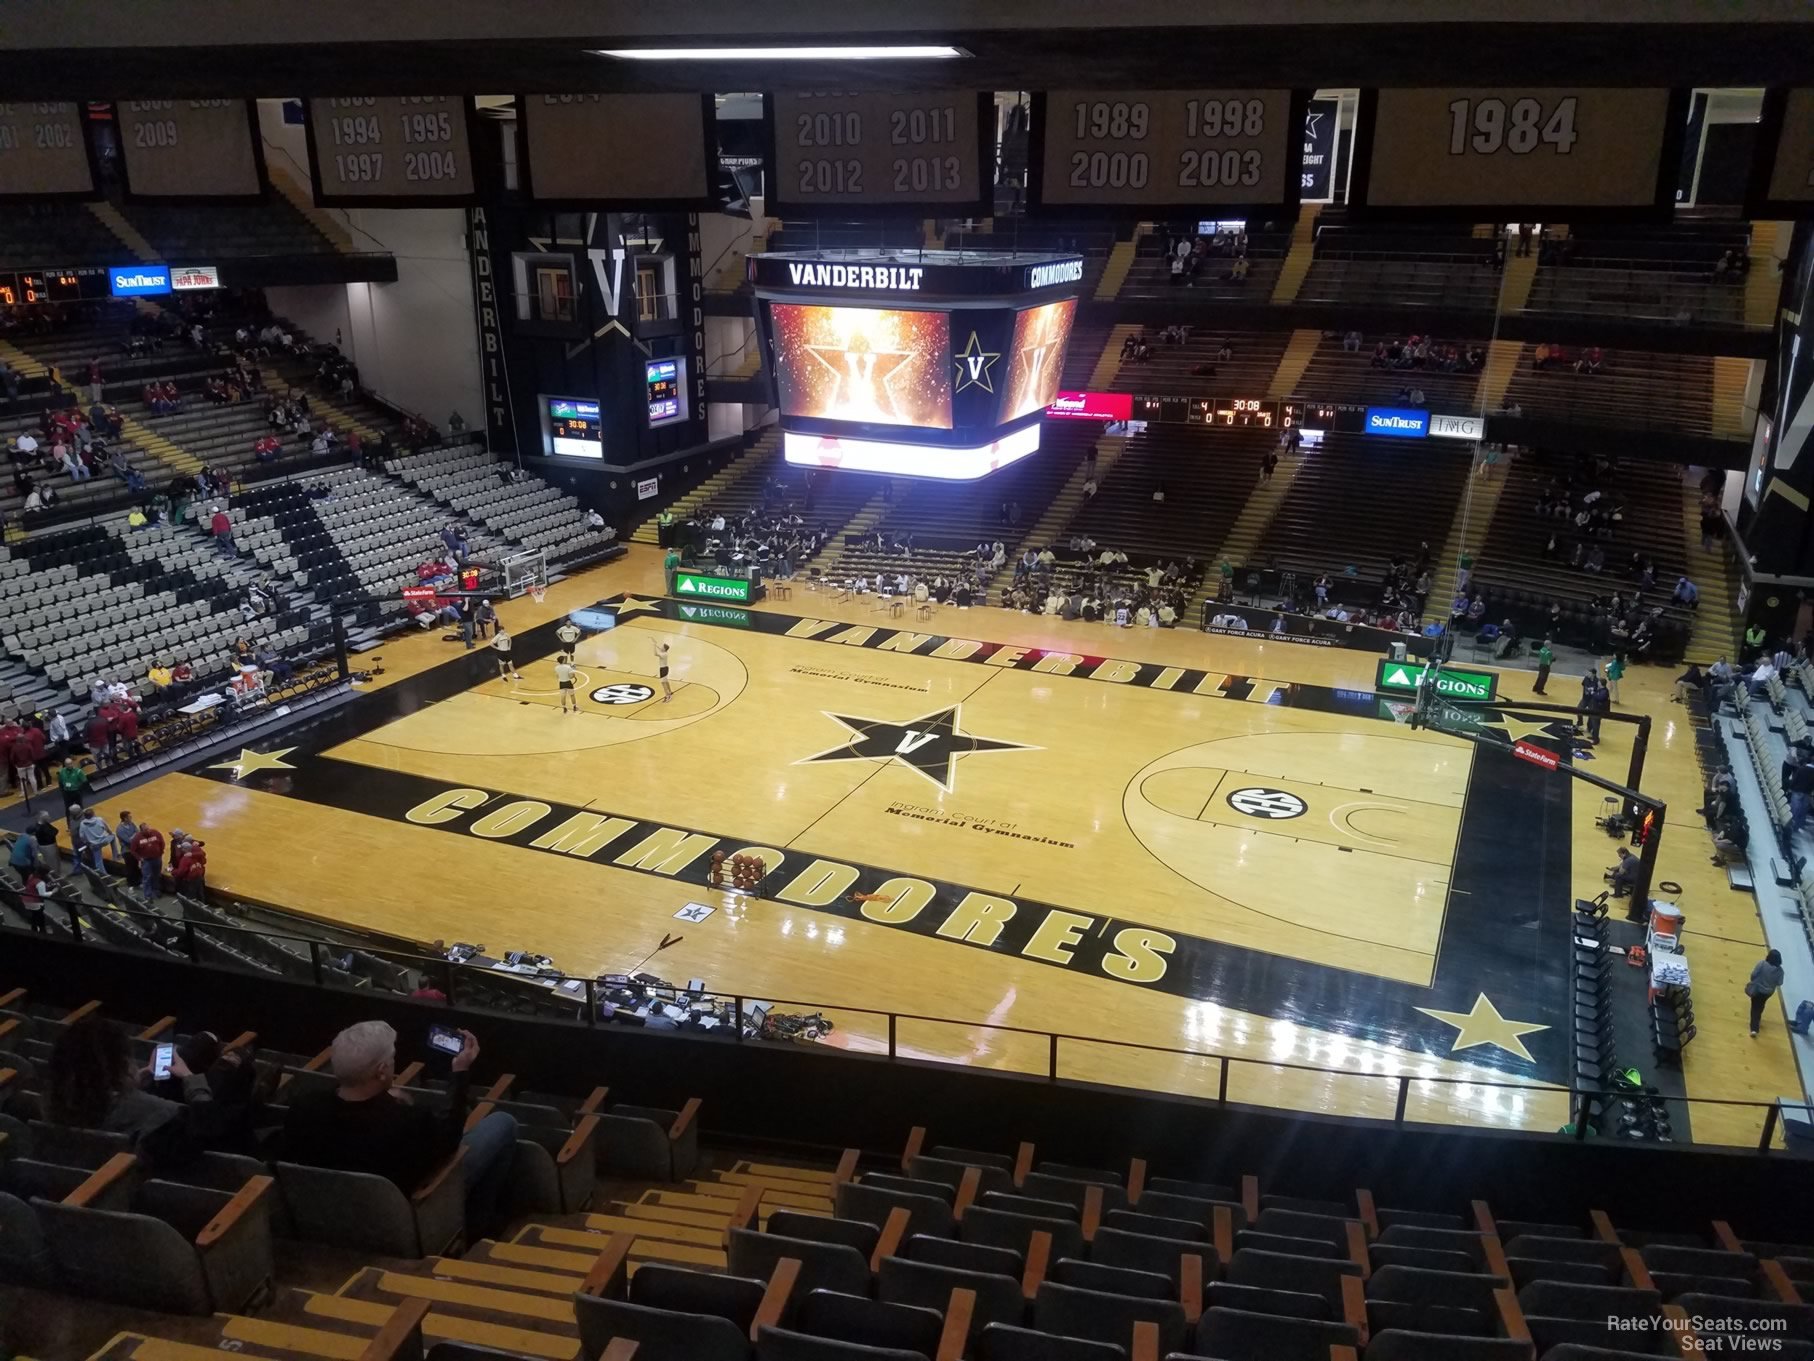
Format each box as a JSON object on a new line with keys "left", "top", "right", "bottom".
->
{"left": 530, "top": 581, "right": 547, "bottom": 605}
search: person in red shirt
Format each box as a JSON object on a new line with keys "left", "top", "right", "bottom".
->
{"left": 172, "top": 839, "right": 207, "bottom": 898}
{"left": 129, "top": 821, "right": 166, "bottom": 897}
{"left": 85, "top": 711, "right": 114, "bottom": 766}
{"left": 210, "top": 505, "right": 233, "bottom": 555}
{"left": 10, "top": 725, "right": 42, "bottom": 795}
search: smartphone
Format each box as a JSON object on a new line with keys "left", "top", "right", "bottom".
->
{"left": 151, "top": 1042, "right": 175, "bottom": 1080}
{"left": 427, "top": 1024, "right": 464, "bottom": 1057}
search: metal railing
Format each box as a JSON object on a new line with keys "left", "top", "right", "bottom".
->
{"left": 4, "top": 894, "right": 1807, "bottom": 1154}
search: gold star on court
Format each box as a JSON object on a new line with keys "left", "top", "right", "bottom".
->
{"left": 610, "top": 596, "right": 662, "bottom": 616}
{"left": 1489, "top": 712, "right": 1575, "bottom": 744}
{"left": 1416, "top": 993, "right": 1549, "bottom": 1062}
{"left": 209, "top": 747, "right": 297, "bottom": 778}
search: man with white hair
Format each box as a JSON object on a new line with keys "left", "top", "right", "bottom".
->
{"left": 282, "top": 1020, "right": 519, "bottom": 1238}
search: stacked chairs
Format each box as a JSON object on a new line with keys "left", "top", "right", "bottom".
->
{"left": 1570, "top": 892, "right": 1619, "bottom": 1097}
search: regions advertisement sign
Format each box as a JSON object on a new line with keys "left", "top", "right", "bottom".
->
{"left": 1364, "top": 407, "right": 1429, "bottom": 438}
{"left": 1048, "top": 390, "right": 1134, "bottom": 422}
{"left": 109, "top": 265, "right": 171, "bottom": 297}
{"left": 1375, "top": 658, "right": 1498, "bottom": 703}
{"left": 674, "top": 570, "right": 755, "bottom": 604}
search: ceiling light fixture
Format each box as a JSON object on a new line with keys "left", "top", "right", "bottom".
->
{"left": 594, "top": 45, "right": 966, "bottom": 61}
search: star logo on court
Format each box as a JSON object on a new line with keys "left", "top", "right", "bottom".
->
{"left": 1416, "top": 993, "right": 1549, "bottom": 1063}
{"left": 209, "top": 747, "right": 297, "bottom": 779}
{"left": 799, "top": 704, "right": 1036, "bottom": 792}
{"left": 609, "top": 596, "right": 662, "bottom": 617}
{"left": 952, "top": 332, "right": 1000, "bottom": 394}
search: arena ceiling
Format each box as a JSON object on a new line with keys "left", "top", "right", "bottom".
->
{"left": 5, "top": 0, "right": 1814, "bottom": 98}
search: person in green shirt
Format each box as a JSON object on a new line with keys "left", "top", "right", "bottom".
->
{"left": 1605, "top": 654, "right": 1625, "bottom": 704}
{"left": 663, "top": 547, "right": 680, "bottom": 596}
{"left": 1534, "top": 639, "right": 1554, "bottom": 695}
{"left": 56, "top": 756, "right": 90, "bottom": 814}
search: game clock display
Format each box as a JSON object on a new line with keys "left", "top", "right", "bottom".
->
{"left": 1131, "top": 395, "right": 1296, "bottom": 428}
{"left": 645, "top": 358, "right": 687, "bottom": 427}
{"left": 0, "top": 267, "right": 106, "bottom": 305}
{"left": 1032, "top": 89, "right": 1301, "bottom": 214}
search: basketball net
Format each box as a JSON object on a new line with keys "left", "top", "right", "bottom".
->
{"left": 530, "top": 580, "right": 547, "bottom": 605}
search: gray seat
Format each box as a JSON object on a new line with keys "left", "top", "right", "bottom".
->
{"left": 1019, "top": 1171, "right": 1129, "bottom": 1214}
{"left": 1226, "top": 1248, "right": 1362, "bottom": 1312}
{"left": 766, "top": 1211, "right": 881, "bottom": 1258}
{"left": 859, "top": 1174, "right": 954, "bottom": 1205}
{"left": 1376, "top": 1224, "right": 1488, "bottom": 1265}
{"left": 1506, "top": 1256, "right": 1613, "bottom": 1288}
{"left": 274, "top": 1158, "right": 464, "bottom": 1258}
{"left": 1148, "top": 1176, "right": 1234, "bottom": 1201}
{"left": 1674, "top": 1294, "right": 1814, "bottom": 1344}
{"left": 1525, "top": 1316, "right": 1673, "bottom": 1355}
{"left": 1193, "top": 1306, "right": 1363, "bottom": 1361}
{"left": 1367, "top": 1264, "right": 1506, "bottom": 1320}
{"left": 26, "top": 1120, "right": 132, "bottom": 1170}
{"left": 1370, "top": 1244, "right": 1475, "bottom": 1274}
{"left": 1033, "top": 1281, "right": 1187, "bottom": 1354}
{"left": 908, "top": 1155, "right": 1011, "bottom": 1197}
{"left": 1140, "top": 1190, "right": 1245, "bottom": 1232}
{"left": 1092, "top": 1226, "right": 1213, "bottom": 1287}
{"left": 598, "top": 1104, "right": 699, "bottom": 1181}
{"left": 1239, "top": 1229, "right": 1344, "bottom": 1259}
{"left": 978, "top": 1323, "right": 1124, "bottom": 1361}
{"left": 34, "top": 1177, "right": 273, "bottom": 1315}
{"left": 981, "top": 1191, "right": 1078, "bottom": 1222}
{"left": 729, "top": 1228, "right": 872, "bottom": 1297}
{"left": 1035, "top": 1162, "right": 1121, "bottom": 1186}
{"left": 1504, "top": 1234, "right": 1622, "bottom": 1268}
{"left": 1254, "top": 1206, "right": 1354, "bottom": 1248}
{"left": 837, "top": 1180, "right": 955, "bottom": 1241}
{"left": 628, "top": 1264, "right": 766, "bottom": 1329}
{"left": 573, "top": 1295, "right": 751, "bottom": 1361}
{"left": 0, "top": 1189, "right": 51, "bottom": 1285}
{"left": 963, "top": 1206, "right": 1085, "bottom": 1262}
{"left": 796, "top": 1290, "right": 944, "bottom": 1357}
{"left": 1517, "top": 1279, "right": 1663, "bottom": 1324}
{"left": 1051, "top": 1256, "right": 1172, "bottom": 1299}
{"left": 509, "top": 1124, "right": 596, "bottom": 1217}
{"left": 908, "top": 1233, "right": 1024, "bottom": 1278}
{"left": 878, "top": 1256, "right": 1025, "bottom": 1334}
{"left": 754, "top": 1326, "right": 925, "bottom": 1361}
{"left": 1105, "top": 1209, "right": 1207, "bottom": 1243}
{"left": 1364, "top": 1331, "right": 1536, "bottom": 1361}
{"left": 1205, "top": 1280, "right": 1331, "bottom": 1319}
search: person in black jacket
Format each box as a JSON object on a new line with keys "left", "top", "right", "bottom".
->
{"left": 282, "top": 1021, "right": 517, "bottom": 1237}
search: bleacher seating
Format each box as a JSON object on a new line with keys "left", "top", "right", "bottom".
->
{"left": 1102, "top": 330, "right": 1290, "bottom": 399}
{"left": 1, "top": 403, "right": 167, "bottom": 529}
{"left": 0, "top": 202, "right": 129, "bottom": 269}
{"left": 1502, "top": 345, "right": 1717, "bottom": 436}
{"left": 1298, "top": 216, "right": 1504, "bottom": 310}
{"left": 1298, "top": 334, "right": 1487, "bottom": 412}
{"left": 114, "top": 199, "right": 340, "bottom": 259}
{"left": 2, "top": 946, "right": 1811, "bottom": 1361}
{"left": 1471, "top": 452, "right": 1700, "bottom": 655}
{"left": 1253, "top": 434, "right": 1473, "bottom": 579}
{"left": 1527, "top": 222, "right": 1753, "bottom": 327}
{"left": 388, "top": 446, "right": 618, "bottom": 565}
{"left": 1067, "top": 425, "right": 1272, "bottom": 562}
{"left": 1117, "top": 229, "right": 1290, "bottom": 300}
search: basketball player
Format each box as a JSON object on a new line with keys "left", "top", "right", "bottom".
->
{"left": 491, "top": 627, "right": 520, "bottom": 682}
{"left": 554, "top": 655, "right": 578, "bottom": 713}
{"left": 556, "top": 618, "right": 581, "bottom": 653}
{"left": 655, "top": 639, "right": 672, "bottom": 702}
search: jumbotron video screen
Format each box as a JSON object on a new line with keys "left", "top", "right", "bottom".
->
{"left": 770, "top": 303, "right": 953, "bottom": 430}
{"left": 1002, "top": 299, "right": 1076, "bottom": 423}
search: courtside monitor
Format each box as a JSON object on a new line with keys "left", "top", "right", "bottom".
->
{"left": 750, "top": 248, "right": 1082, "bottom": 480}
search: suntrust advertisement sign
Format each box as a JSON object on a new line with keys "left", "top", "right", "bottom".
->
{"left": 110, "top": 265, "right": 171, "bottom": 297}
{"left": 1048, "top": 390, "right": 1133, "bottom": 422}
{"left": 1364, "top": 406, "right": 1429, "bottom": 438}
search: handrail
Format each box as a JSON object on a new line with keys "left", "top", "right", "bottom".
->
{"left": 3, "top": 888, "right": 1807, "bottom": 1151}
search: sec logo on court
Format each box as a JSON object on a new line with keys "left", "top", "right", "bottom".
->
{"left": 591, "top": 683, "right": 655, "bottom": 705}
{"left": 1226, "top": 787, "right": 1308, "bottom": 820}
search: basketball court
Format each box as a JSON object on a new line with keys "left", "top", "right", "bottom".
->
{"left": 107, "top": 554, "right": 1804, "bottom": 1142}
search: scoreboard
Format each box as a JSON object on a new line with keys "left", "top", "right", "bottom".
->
{"left": 0, "top": 102, "right": 94, "bottom": 199}
{"left": 765, "top": 91, "right": 990, "bottom": 214}
{"left": 0, "top": 267, "right": 107, "bottom": 305}
{"left": 1353, "top": 87, "right": 1681, "bottom": 215}
{"left": 116, "top": 99, "right": 262, "bottom": 199}
{"left": 1130, "top": 395, "right": 1295, "bottom": 428}
{"left": 1030, "top": 89, "right": 1302, "bottom": 215}
{"left": 304, "top": 96, "right": 476, "bottom": 205}
{"left": 519, "top": 94, "right": 715, "bottom": 206}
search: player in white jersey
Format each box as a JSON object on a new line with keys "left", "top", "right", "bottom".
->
{"left": 655, "top": 639, "right": 672, "bottom": 702}
{"left": 491, "top": 628, "right": 520, "bottom": 682}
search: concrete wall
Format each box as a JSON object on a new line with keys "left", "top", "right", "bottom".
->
{"left": 256, "top": 100, "right": 483, "bottom": 426}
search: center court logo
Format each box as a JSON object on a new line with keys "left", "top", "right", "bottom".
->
{"left": 590, "top": 683, "right": 654, "bottom": 705}
{"left": 1226, "top": 787, "right": 1308, "bottom": 819}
